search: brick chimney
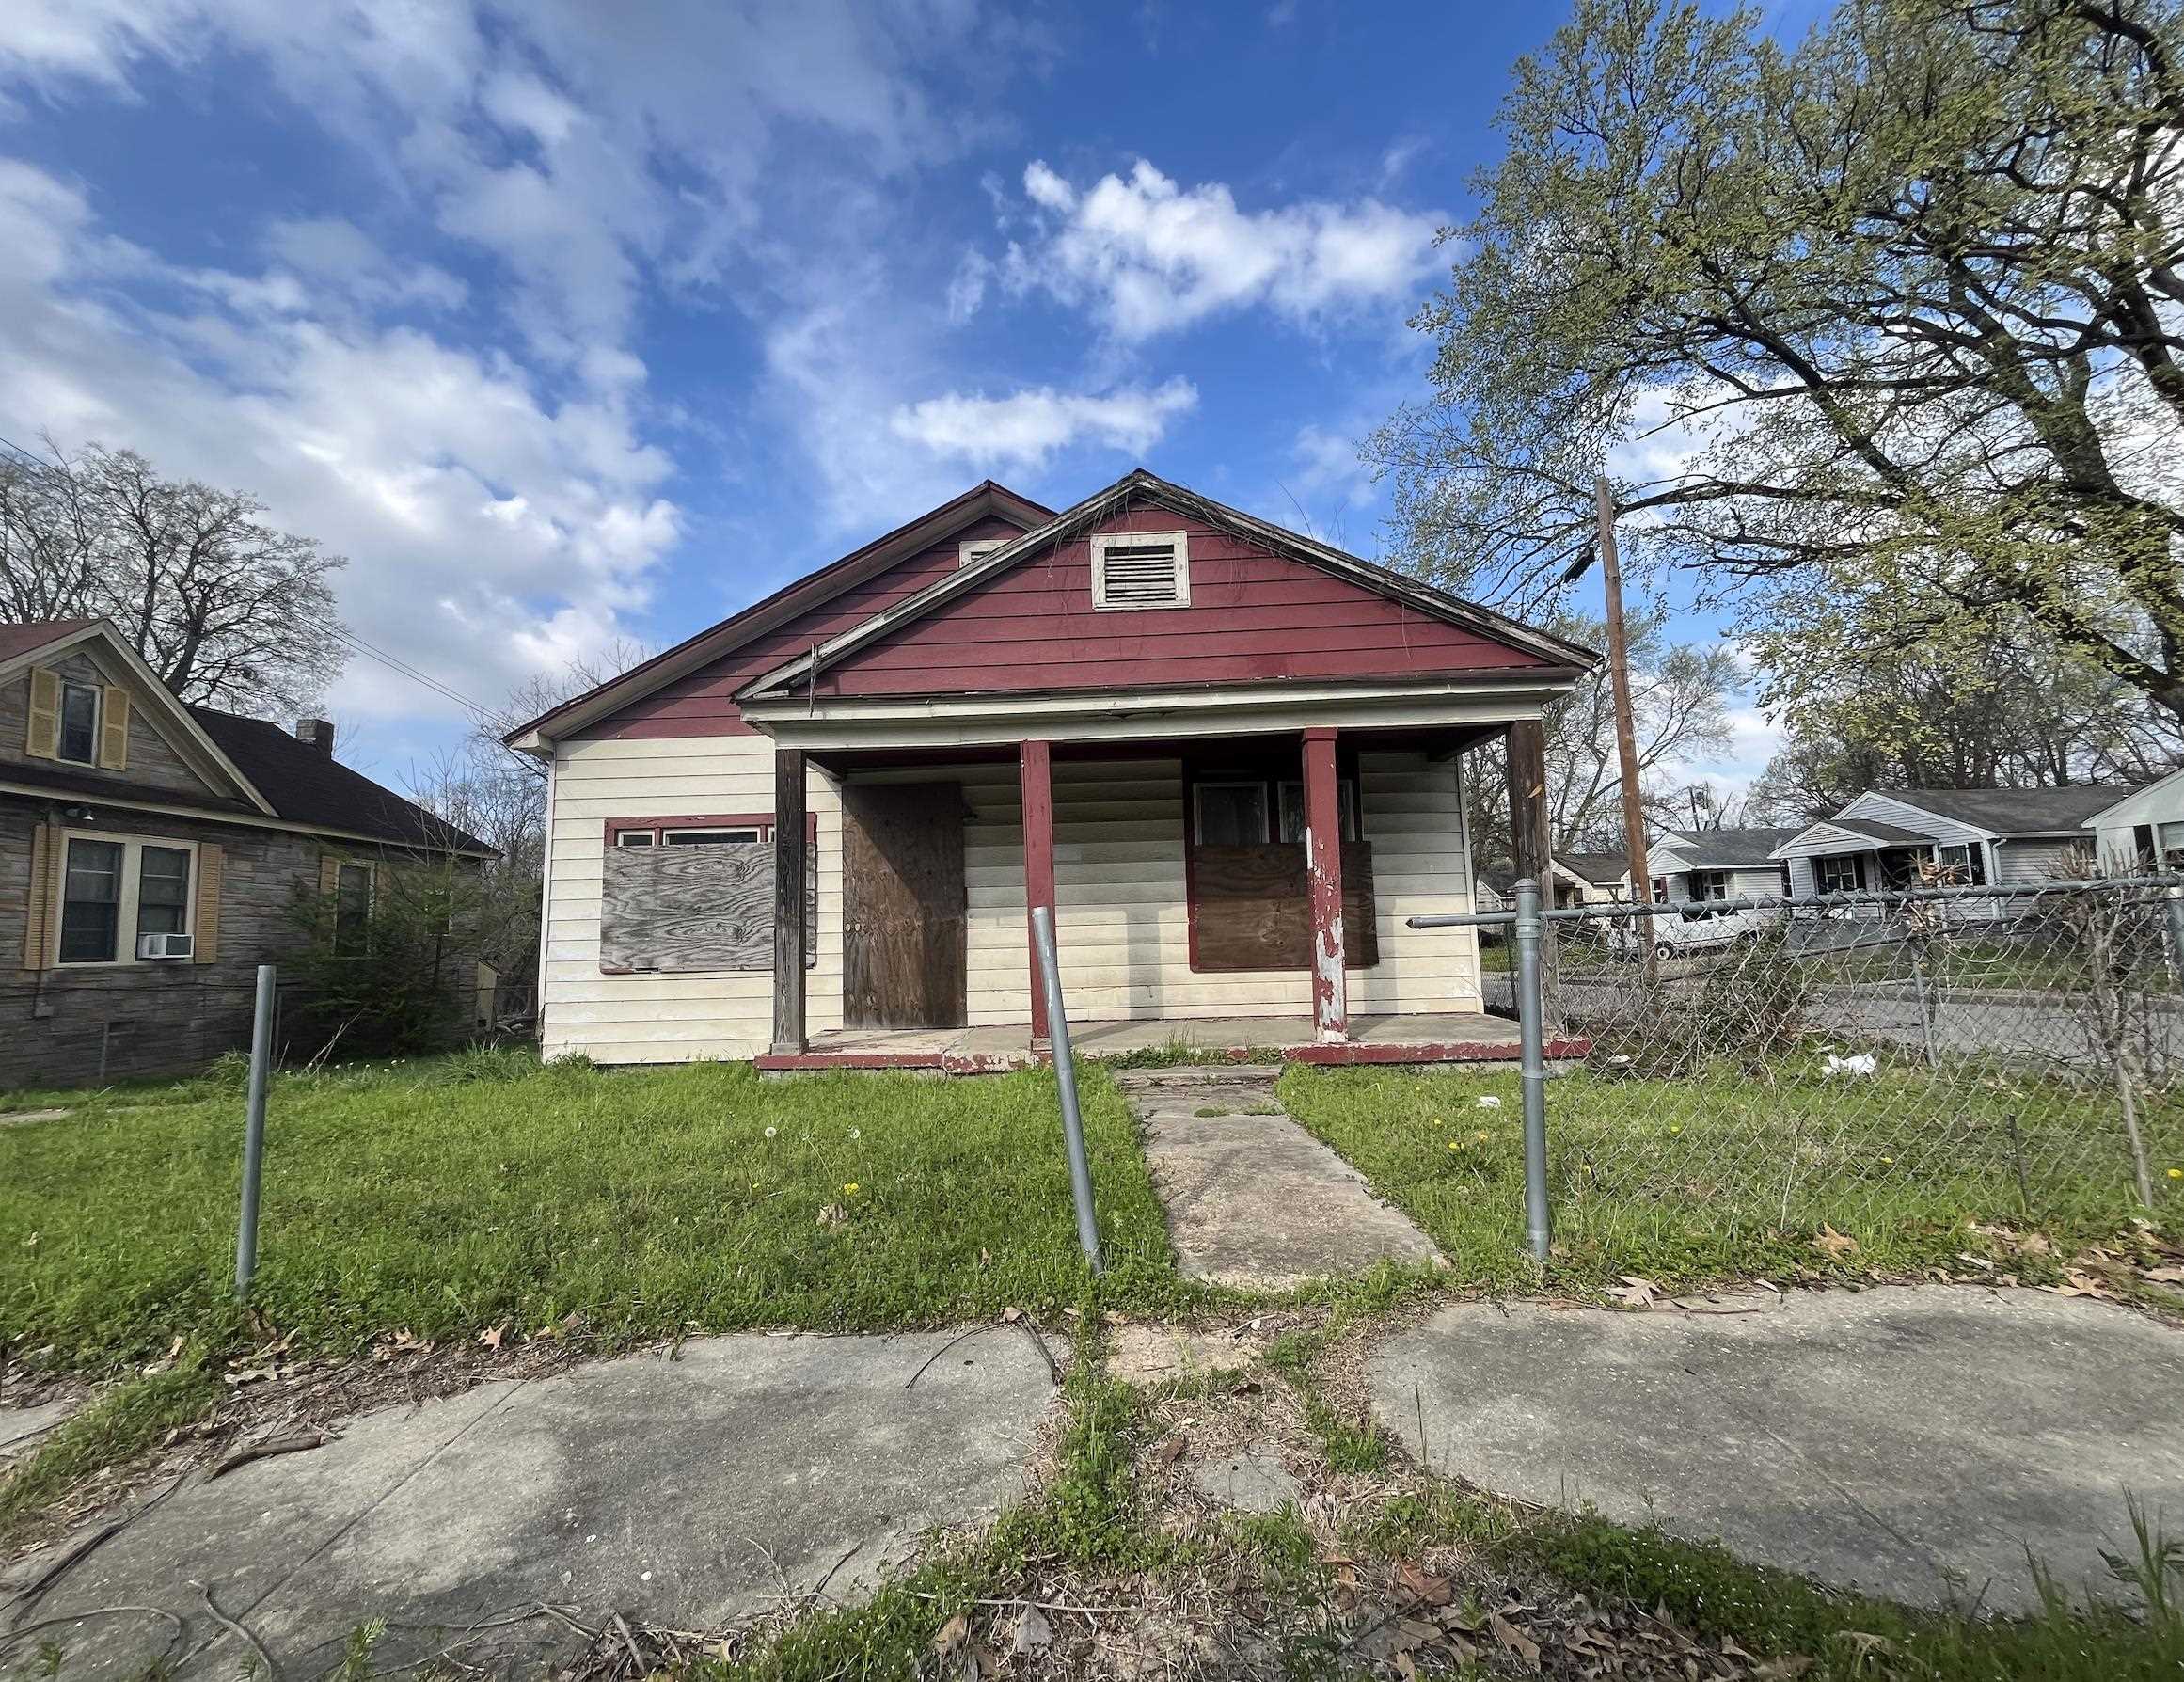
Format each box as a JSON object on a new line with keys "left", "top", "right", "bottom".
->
{"left": 294, "top": 717, "right": 335, "bottom": 756}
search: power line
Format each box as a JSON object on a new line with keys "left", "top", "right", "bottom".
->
{"left": 324, "top": 623, "right": 499, "bottom": 724}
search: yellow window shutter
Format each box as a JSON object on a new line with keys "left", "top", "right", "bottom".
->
{"left": 25, "top": 669, "right": 59, "bottom": 760}
{"left": 22, "top": 823, "right": 51, "bottom": 970}
{"left": 193, "top": 843, "right": 223, "bottom": 963}
{"left": 98, "top": 687, "right": 131, "bottom": 770}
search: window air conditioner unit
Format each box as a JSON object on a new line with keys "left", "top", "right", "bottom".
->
{"left": 137, "top": 932, "right": 195, "bottom": 960}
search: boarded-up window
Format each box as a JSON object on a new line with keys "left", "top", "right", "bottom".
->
{"left": 600, "top": 838, "right": 817, "bottom": 974}
{"left": 1190, "top": 843, "right": 1378, "bottom": 972}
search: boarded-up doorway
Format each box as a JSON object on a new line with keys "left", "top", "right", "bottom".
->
{"left": 842, "top": 782, "right": 967, "bottom": 1029}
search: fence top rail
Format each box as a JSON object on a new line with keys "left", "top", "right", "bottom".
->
{"left": 1407, "top": 872, "right": 2184, "bottom": 931}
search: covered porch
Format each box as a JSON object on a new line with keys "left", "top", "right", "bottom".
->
{"left": 741, "top": 672, "right": 1581, "bottom": 1074}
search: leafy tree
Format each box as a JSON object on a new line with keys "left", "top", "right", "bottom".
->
{"left": 285, "top": 856, "right": 481, "bottom": 1059}
{"left": 1371, "top": 0, "right": 2184, "bottom": 720}
{"left": 0, "top": 436, "right": 346, "bottom": 713}
{"left": 1748, "top": 606, "right": 2182, "bottom": 819}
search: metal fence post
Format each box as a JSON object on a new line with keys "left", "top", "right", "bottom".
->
{"left": 1031, "top": 905, "right": 1102, "bottom": 1275}
{"left": 1512, "top": 878, "right": 1552, "bottom": 1261}
{"left": 234, "top": 963, "right": 277, "bottom": 1299}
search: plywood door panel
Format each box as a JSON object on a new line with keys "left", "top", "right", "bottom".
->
{"left": 842, "top": 783, "right": 968, "bottom": 1028}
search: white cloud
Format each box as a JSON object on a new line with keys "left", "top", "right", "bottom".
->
{"left": 890, "top": 378, "right": 1197, "bottom": 471}
{"left": 0, "top": 159, "right": 676, "bottom": 722}
{"left": 1289, "top": 423, "right": 1374, "bottom": 509}
{"left": 1002, "top": 158, "right": 1444, "bottom": 341}
{"left": 945, "top": 249, "right": 991, "bottom": 323}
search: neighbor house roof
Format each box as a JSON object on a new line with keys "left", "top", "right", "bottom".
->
{"left": 188, "top": 708, "right": 491, "bottom": 854}
{"left": 1831, "top": 818, "right": 1939, "bottom": 847}
{"left": 1654, "top": 827, "right": 1802, "bottom": 868}
{"left": 1880, "top": 785, "right": 2139, "bottom": 835}
{"left": 0, "top": 616, "right": 490, "bottom": 855}
{"left": 0, "top": 619, "right": 95, "bottom": 662}
{"left": 1557, "top": 851, "right": 1632, "bottom": 886}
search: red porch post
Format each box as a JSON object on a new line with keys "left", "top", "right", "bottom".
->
{"left": 1303, "top": 726, "right": 1349, "bottom": 1042}
{"left": 1021, "top": 738, "right": 1056, "bottom": 1045}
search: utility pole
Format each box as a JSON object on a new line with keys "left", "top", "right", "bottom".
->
{"left": 1591, "top": 474, "right": 1654, "bottom": 976}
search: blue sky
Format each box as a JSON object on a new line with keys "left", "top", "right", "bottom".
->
{"left": 0, "top": 0, "right": 1782, "bottom": 791}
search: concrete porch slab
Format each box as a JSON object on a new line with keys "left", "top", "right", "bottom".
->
{"left": 14, "top": 1329, "right": 1055, "bottom": 1679}
{"left": 756, "top": 1012, "right": 1587, "bottom": 1074}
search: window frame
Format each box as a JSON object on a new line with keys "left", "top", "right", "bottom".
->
{"left": 1192, "top": 779, "right": 1271, "bottom": 845}
{"left": 1089, "top": 530, "right": 1191, "bottom": 611}
{"left": 54, "top": 830, "right": 198, "bottom": 967}
{"left": 1935, "top": 841, "right": 1988, "bottom": 886}
{"left": 332, "top": 860, "right": 375, "bottom": 958}
{"left": 56, "top": 680, "right": 102, "bottom": 766}
{"left": 1816, "top": 852, "right": 1863, "bottom": 896}
{"left": 958, "top": 538, "right": 1006, "bottom": 569}
{"left": 607, "top": 815, "right": 792, "bottom": 849}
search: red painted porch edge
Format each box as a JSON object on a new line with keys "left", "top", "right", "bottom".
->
{"left": 1021, "top": 738, "right": 1055, "bottom": 1043}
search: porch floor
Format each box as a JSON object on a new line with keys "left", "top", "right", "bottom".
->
{"left": 754, "top": 1012, "right": 1591, "bottom": 1074}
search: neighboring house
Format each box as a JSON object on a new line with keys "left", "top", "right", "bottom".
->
{"left": 1769, "top": 787, "right": 2137, "bottom": 898}
{"left": 2, "top": 619, "right": 495, "bottom": 1087}
{"left": 2081, "top": 764, "right": 2184, "bottom": 870}
{"left": 1553, "top": 852, "right": 1634, "bottom": 906}
{"left": 507, "top": 469, "right": 1592, "bottom": 1069}
{"left": 1648, "top": 828, "right": 1799, "bottom": 903}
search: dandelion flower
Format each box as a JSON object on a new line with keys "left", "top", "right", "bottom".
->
{"left": 1447, "top": 1140, "right": 1461, "bottom": 1151}
{"left": 764, "top": 1125, "right": 777, "bottom": 1139}
{"left": 1669, "top": 1124, "right": 1683, "bottom": 1135}
{"left": 848, "top": 1127, "right": 862, "bottom": 1140}
{"left": 1474, "top": 1130, "right": 1490, "bottom": 1142}
{"left": 844, "top": 1182, "right": 860, "bottom": 1195}
{"left": 2171, "top": 1167, "right": 2182, "bottom": 1181}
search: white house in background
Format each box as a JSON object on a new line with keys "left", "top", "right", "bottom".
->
{"left": 1647, "top": 827, "right": 1799, "bottom": 903}
{"left": 2082, "top": 765, "right": 2184, "bottom": 869}
{"left": 1769, "top": 786, "right": 2139, "bottom": 897}
{"left": 1554, "top": 852, "right": 1634, "bottom": 905}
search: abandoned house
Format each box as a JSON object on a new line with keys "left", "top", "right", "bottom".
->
{"left": 506, "top": 470, "right": 1594, "bottom": 1072}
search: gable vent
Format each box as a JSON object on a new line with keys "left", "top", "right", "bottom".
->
{"left": 1091, "top": 531, "right": 1190, "bottom": 611}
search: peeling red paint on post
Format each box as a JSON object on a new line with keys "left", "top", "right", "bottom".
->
{"left": 1302, "top": 727, "right": 1348, "bottom": 1041}
{"left": 1021, "top": 738, "right": 1056, "bottom": 1044}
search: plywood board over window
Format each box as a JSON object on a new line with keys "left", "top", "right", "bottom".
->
{"left": 600, "top": 839, "right": 818, "bottom": 974}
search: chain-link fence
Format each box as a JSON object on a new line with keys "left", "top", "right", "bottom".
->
{"left": 1432, "top": 877, "right": 2184, "bottom": 1257}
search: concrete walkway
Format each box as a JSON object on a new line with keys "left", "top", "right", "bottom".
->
{"left": 5, "top": 1329, "right": 1054, "bottom": 1678}
{"left": 1126, "top": 1071, "right": 1442, "bottom": 1289}
{"left": 1371, "top": 1287, "right": 2184, "bottom": 1613}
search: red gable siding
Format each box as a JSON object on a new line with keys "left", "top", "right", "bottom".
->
{"left": 578, "top": 514, "right": 1027, "bottom": 739}
{"left": 814, "top": 508, "right": 1549, "bottom": 699}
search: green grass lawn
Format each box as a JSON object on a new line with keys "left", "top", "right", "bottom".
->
{"left": 0, "top": 1052, "right": 1197, "bottom": 1370}
{"left": 1279, "top": 1060, "right": 2184, "bottom": 1290}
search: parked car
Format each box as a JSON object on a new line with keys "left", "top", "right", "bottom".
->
{"left": 1608, "top": 905, "right": 1777, "bottom": 961}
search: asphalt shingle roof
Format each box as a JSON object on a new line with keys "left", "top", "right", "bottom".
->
{"left": 1880, "top": 785, "right": 2137, "bottom": 833}
{"left": 1558, "top": 851, "right": 1633, "bottom": 885}
{"left": 1657, "top": 827, "right": 1803, "bottom": 867}
{"left": 188, "top": 707, "right": 491, "bottom": 854}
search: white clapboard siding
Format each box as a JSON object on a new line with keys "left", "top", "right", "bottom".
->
{"left": 541, "top": 733, "right": 846, "bottom": 1063}
{"left": 543, "top": 738, "right": 1482, "bottom": 1063}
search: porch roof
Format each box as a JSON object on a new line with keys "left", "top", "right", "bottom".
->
{"left": 736, "top": 668, "right": 1584, "bottom": 753}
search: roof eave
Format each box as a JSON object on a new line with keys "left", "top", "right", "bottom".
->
{"left": 505, "top": 481, "right": 1053, "bottom": 749}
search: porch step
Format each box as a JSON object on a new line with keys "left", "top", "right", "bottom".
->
{"left": 1110, "top": 1066, "right": 1282, "bottom": 1093}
